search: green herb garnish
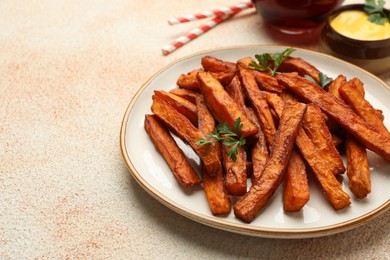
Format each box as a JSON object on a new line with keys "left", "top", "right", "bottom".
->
{"left": 195, "top": 118, "right": 246, "bottom": 162}
{"left": 249, "top": 47, "right": 296, "bottom": 76}
{"left": 364, "top": 0, "right": 390, "bottom": 25}
{"left": 304, "top": 72, "right": 333, "bottom": 88}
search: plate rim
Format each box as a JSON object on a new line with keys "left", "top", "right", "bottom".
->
{"left": 120, "top": 44, "right": 390, "bottom": 239}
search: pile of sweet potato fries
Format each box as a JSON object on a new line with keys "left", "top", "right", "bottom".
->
{"left": 144, "top": 51, "right": 390, "bottom": 223}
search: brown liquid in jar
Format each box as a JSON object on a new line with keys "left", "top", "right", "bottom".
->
{"left": 252, "top": 0, "right": 343, "bottom": 34}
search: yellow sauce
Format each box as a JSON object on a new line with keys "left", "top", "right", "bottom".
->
{"left": 330, "top": 10, "right": 390, "bottom": 40}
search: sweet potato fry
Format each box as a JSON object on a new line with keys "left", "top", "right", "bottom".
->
{"left": 302, "top": 104, "right": 345, "bottom": 175}
{"left": 201, "top": 164, "right": 231, "bottom": 215}
{"left": 339, "top": 81, "right": 390, "bottom": 140}
{"left": 283, "top": 148, "right": 310, "bottom": 212}
{"left": 276, "top": 73, "right": 390, "bottom": 161}
{"left": 348, "top": 78, "right": 385, "bottom": 120}
{"left": 196, "top": 71, "right": 258, "bottom": 137}
{"left": 327, "top": 75, "right": 346, "bottom": 99}
{"left": 217, "top": 76, "right": 249, "bottom": 196}
{"left": 237, "top": 67, "right": 277, "bottom": 148}
{"left": 247, "top": 109, "right": 269, "bottom": 183}
{"left": 253, "top": 70, "right": 284, "bottom": 94}
{"left": 234, "top": 101, "right": 306, "bottom": 223}
{"left": 325, "top": 75, "right": 346, "bottom": 132}
{"left": 201, "top": 56, "right": 236, "bottom": 73}
{"left": 144, "top": 114, "right": 201, "bottom": 186}
{"left": 212, "top": 71, "right": 236, "bottom": 87}
{"left": 236, "top": 57, "right": 284, "bottom": 93}
{"left": 262, "top": 91, "right": 284, "bottom": 117}
{"left": 151, "top": 95, "right": 222, "bottom": 176}
{"left": 176, "top": 69, "right": 235, "bottom": 90}
{"left": 176, "top": 69, "right": 203, "bottom": 90}
{"left": 261, "top": 93, "right": 310, "bottom": 211}
{"left": 236, "top": 57, "right": 254, "bottom": 68}
{"left": 154, "top": 90, "right": 198, "bottom": 127}
{"left": 328, "top": 77, "right": 371, "bottom": 198}
{"left": 280, "top": 90, "right": 305, "bottom": 103}
{"left": 195, "top": 94, "right": 215, "bottom": 135}
{"left": 345, "top": 135, "right": 371, "bottom": 198}
{"left": 196, "top": 96, "right": 231, "bottom": 214}
{"left": 295, "top": 127, "right": 351, "bottom": 210}
{"left": 330, "top": 77, "right": 383, "bottom": 121}
{"left": 169, "top": 88, "right": 198, "bottom": 104}
{"left": 348, "top": 78, "right": 384, "bottom": 121}
{"left": 278, "top": 57, "right": 321, "bottom": 83}
{"left": 222, "top": 144, "right": 247, "bottom": 196}
{"left": 250, "top": 133, "right": 268, "bottom": 184}
{"left": 225, "top": 76, "right": 248, "bottom": 115}
{"left": 349, "top": 77, "right": 365, "bottom": 97}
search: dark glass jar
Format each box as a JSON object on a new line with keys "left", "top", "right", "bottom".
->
{"left": 252, "top": 0, "right": 343, "bottom": 34}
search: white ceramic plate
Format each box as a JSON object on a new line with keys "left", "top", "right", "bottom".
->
{"left": 120, "top": 45, "right": 390, "bottom": 238}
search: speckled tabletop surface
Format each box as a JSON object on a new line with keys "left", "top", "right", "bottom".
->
{"left": 1, "top": 0, "right": 389, "bottom": 259}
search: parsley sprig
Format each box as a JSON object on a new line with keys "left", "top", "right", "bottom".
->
{"left": 364, "top": 0, "right": 390, "bottom": 25}
{"left": 196, "top": 118, "right": 246, "bottom": 162}
{"left": 249, "top": 47, "right": 296, "bottom": 76}
{"left": 304, "top": 72, "right": 333, "bottom": 88}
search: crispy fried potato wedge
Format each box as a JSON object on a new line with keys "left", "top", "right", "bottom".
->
{"left": 201, "top": 56, "right": 236, "bottom": 73}
{"left": 276, "top": 73, "right": 390, "bottom": 161}
{"left": 222, "top": 144, "right": 247, "bottom": 196}
{"left": 295, "top": 127, "right": 351, "bottom": 210}
{"left": 345, "top": 135, "right": 371, "bottom": 198}
{"left": 197, "top": 71, "right": 258, "bottom": 137}
{"left": 234, "top": 101, "right": 306, "bottom": 223}
{"left": 154, "top": 90, "right": 198, "bottom": 127}
{"left": 283, "top": 148, "right": 310, "bottom": 212}
{"left": 238, "top": 67, "right": 277, "bottom": 147}
{"left": 151, "top": 95, "right": 222, "bottom": 176}
{"left": 339, "top": 81, "right": 390, "bottom": 140}
{"left": 303, "top": 104, "right": 345, "bottom": 175}
{"left": 278, "top": 57, "right": 321, "bottom": 83}
{"left": 169, "top": 88, "right": 198, "bottom": 104}
{"left": 144, "top": 114, "right": 201, "bottom": 186}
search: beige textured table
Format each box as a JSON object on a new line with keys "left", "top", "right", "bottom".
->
{"left": 1, "top": 0, "right": 389, "bottom": 258}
